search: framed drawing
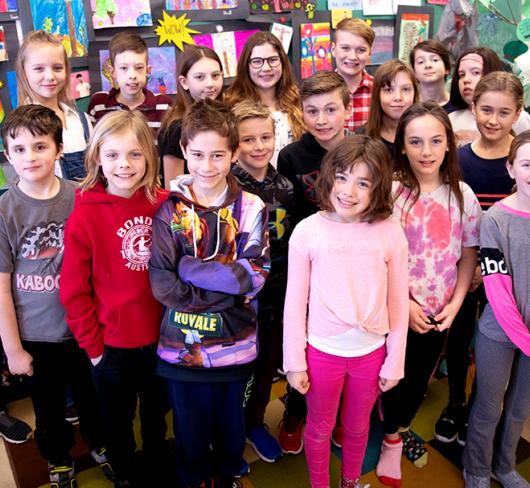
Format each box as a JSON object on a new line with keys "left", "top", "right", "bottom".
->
{"left": 370, "top": 18, "right": 394, "bottom": 65}
{"left": 164, "top": 0, "right": 249, "bottom": 21}
{"left": 91, "top": 0, "right": 153, "bottom": 29}
{"left": 300, "top": 21, "right": 332, "bottom": 79}
{"left": 188, "top": 20, "right": 271, "bottom": 80}
{"left": 193, "top": 29, "right": 260, "bottom": 78}
{"left": 393, "top": 5, "right": 434, "bottom": 62}
{"left": 291, "top": 10, "right": 333, "bottom": 81}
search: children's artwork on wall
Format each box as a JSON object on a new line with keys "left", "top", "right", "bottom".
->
{"left": 29, "top": 0, "right": 88, "bottom": 57}
{"left": 271, "top": 22, "right": 293, "bottom": 53}
{"left": 6, "top": 70, "right": 16, "bottom": 109}
{"left": 330, "top": 9, "right": 352, "bottom": 28}
{"left": 0, "top": 26, "right": 8, "bottom": 61}
{"left": 70, "top": 70, "right": 91, "bottom": 99}
{"left": 193, "top": 29, "right": 259, "bottom": 78}
{"left": 394, "top": 6, "right": 434, "bottom": 62}
{"left": 99, "top": 46, "right": 177, "bottom": 95}
{"left": 370, "top": 20, "right": 394, "bottom": 64}
{"left": 91, "top": 0, "right": 152, "bottom": 29}
{"left": 211, "top": 31, "right": 238, "bottom": 77}
{"left": 328, "top": 0, "right": 361, "bottom": 9}
{"left": 166, "top": 0, "right": 237, "bottom": 10}
{"left": 250, "top": 0, "right": 309, "bottom": 14}
{"left": 0, "top": 0, "right": 17, "bottom": 13}
{"left": 362, "top": 0, "right": 393, "bottom": 16}
{"left": 300, "top": 22, "right": 332, "bottom": 79}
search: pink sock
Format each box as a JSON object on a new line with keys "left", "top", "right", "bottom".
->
{"left": 376, "top": 437, "right": 403, "bottom": 488}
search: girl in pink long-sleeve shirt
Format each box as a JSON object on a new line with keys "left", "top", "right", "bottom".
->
{"left": 376, "top": 102, "right": 481, "bottom": 488}
{"left": 283, "top": 135, "right": 409, "bottom": 488}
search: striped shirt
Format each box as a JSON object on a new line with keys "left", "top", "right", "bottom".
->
{"left": 87, "top": 88, "right": 172, "bottom": 135}
{"left": 344, "top": 70, "right": 373, "bottom": 132}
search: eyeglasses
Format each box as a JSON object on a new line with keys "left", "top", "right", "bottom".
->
{"left": 249, "top": 56, "right": 281, "bottom": 69}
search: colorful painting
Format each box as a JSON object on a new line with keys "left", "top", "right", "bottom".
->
{"left": 91, "top": 0, "right": 152, "bottom": 29}
{"left": 99, "top": 46, "right": 177, "bottom": 95}
{"left": 193, "top": 30, "right": 260, "bottom": 78}
{"left": 371, "top": 21, "right": 394, "bottom": 64}
{"left": 398, "top": 13, "right": 430, "bottom": 61}
{"left": 6, "top": 70, "right": 17, "bottom": 109}
{"left": 29, "top": 0, "right": 88, "bottom": 57}
{"left": 250, "top": 0, "right": 309, "bottom": 14}
{"left": 70, "top": 70, "right": 91, "bottom": 99}
{"left": 300, "top": 22, "right": 332, "bottom": 79}
{"left": 166, "top": 0, "right": 237, "bottom": 10}
{"left": 0, "top": 0, "right": 17, "bottom": 13}
{"left": 0, "top": 26, "right": 7, "bottom": 62}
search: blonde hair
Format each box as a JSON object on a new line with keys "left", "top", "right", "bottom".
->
{"left": 81, "top": 111, "right": 160, "bottom": 203}
{"left": 334, "top": 18, "right": 375, "bottom": 48}
{"left": 16, "top": 30, "right": 74, "bottom": 108}
{"left": 232, "top": 99, "right": 275, "bottom": 127}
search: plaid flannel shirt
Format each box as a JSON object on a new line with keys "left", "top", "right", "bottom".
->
{"left": 344, "top": 71, "right": 374, "bottom": 132}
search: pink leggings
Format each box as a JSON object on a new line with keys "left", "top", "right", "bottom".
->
{"left": 304, "top": 344, "right": 385, "bottom": 488}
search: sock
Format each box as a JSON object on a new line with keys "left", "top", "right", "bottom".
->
{"left": 376, "top": 437, "right": 403, "bottom": 488}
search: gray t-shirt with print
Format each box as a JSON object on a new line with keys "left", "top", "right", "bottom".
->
{"left": 0, "top": 179, "right": 76, "bottom": 342}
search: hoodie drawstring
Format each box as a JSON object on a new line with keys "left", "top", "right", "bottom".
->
{"left": 190, "top": 203, "right": 221, "bottom": 261}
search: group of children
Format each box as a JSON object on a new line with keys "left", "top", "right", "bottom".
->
{"left": 0, "top": 14, "right": 528, "bottom": 488}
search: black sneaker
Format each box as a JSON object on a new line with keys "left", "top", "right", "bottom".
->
{"left": 457, "top": 407, "right": 469, "bottom": 446}
{"left": 0, "top": 411, "right": 32, "bottom": 444}
{"left": 434, "top": 404, "right": 461, "bottom": 443}
{"left": 90, "top": 447, "right": 115, "bottom": 481}
{"left": 64, "top": 405, "right": 79, "bottom": 424}
{"left": 49, "top": 462, "right": 77, "bottom": 488}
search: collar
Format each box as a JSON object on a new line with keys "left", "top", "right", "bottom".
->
{"left": 354, "top": 70, "right": 373, "bottom": 92}
{"left": 105, "top": 87, "right": 154, "bottom": 110}
{"left": 59, "top": 101, "right": 77, "bottom": 117}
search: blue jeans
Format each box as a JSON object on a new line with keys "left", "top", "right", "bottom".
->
{"left": 463, "top": 330, "right": 530, "bottom": 476}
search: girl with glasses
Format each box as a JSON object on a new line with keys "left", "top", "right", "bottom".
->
{"left": 227, "top": 32, "right": 305, "bottom": 167}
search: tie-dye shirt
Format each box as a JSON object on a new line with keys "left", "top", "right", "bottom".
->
{"left": 392, "top": 181, "right": 482, "bottom": 316}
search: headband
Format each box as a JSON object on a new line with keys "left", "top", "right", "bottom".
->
{"left": 460, "top": 53, "right": 484, "bottom": 66}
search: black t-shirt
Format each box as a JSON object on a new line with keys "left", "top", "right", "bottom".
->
{"left": 158, "top": 120, "right": 188, "bottom": 177}
{"left": 459, "top": 143, "right": 512, "bottom": 211}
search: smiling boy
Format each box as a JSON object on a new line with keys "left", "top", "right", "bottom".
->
{"left": 0, "top": 105, "right": 108, "bottom": 488}
{"left": 332, "top": 18, "right": 375, "bottom": 132}
{"left": 88, "top": 32, "right": 172, "bottom": 134}
{"left": 149, "top": 98, "right": 270, "bottom": 487}
{"left": 278, "top": 71, "right": 350, "bottom": 224}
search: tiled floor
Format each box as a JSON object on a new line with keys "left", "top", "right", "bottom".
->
{"left": 1, "top": 376, "right": 529, "bottom": 488}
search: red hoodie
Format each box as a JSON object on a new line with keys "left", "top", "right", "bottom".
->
{"left": 60, "top": 182, "right": 168, "bottom": 358}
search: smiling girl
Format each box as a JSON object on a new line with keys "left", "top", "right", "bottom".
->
{"left": 283, "top": 135, "right": 409, "bottom": 488}
{"left": 16, "top": 31, "right": 92, "bottom": 181}
{"left": 226, "top": 32, "right": 304, "bottom": 166}
{"left": 376, "top": 102, "right": 481, "bottom": 487}
{"left": 60, "top": 111, "right": 170, "bottom": 486}
{"left": 462, "top": 131, "right": 530, "bottom": 488}
{"left": 449, "top": 47, "right": 530, "bottom": 148}
{"left": 158, "top": 45, "right": 224, "bottom": 188}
